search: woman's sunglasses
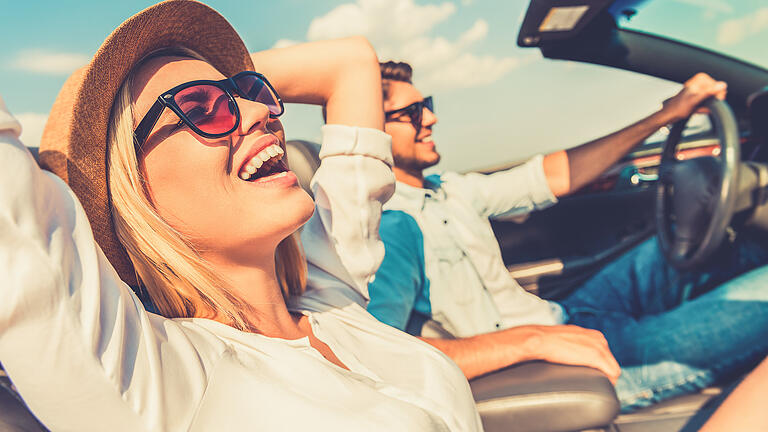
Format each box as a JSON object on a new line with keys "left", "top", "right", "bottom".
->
{"left": 384, "top": 96, "right": 434, "bottom": 134}
{"left": 133, "top": 71, "right": 284, "bottom": 150}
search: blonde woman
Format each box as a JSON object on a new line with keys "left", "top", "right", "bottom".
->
{"left": 0, "top": 1, "right": 480, "bottom": 430}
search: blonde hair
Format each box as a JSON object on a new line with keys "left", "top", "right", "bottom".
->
{"left": 106, "top": 53, "right": 306, "bottom": 331}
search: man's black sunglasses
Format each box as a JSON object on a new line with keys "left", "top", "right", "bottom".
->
{"left": 385, "top": 96, "right": 434, "bottom": 133}
{"left": 133, "top": 71, "right": 284, "bottom": 150}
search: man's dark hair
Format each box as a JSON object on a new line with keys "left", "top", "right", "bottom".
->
{"left": 380, "top": 61, "right": 413, "bottom": 100}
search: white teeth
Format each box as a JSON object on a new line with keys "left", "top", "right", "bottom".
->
{"left": 239, "top": 144, "right": 284, "bottom": 180}
{"left": 273, "top": 172, "right": 287, "bottom": 179}
{"left": 422, "top": 136, "right": 433, "bottom": 142}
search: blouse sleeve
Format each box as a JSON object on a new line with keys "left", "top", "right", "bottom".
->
{"left": 0, "top": 97, "right": 222, "bottom": 432}
{"left": 298, "top": 125, "right": 394, "bottom": 308}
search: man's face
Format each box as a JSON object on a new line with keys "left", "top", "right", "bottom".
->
{"left": 384, "top": 80, "right": 440, "bottom": 171}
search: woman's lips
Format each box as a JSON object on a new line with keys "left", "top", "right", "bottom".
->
{"left": 247, "top": 170, "right": 298, "bottom": 187}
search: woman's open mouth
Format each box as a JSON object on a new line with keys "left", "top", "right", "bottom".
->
{"left": 239, "top": 143, "right": 289, "bottom": 182}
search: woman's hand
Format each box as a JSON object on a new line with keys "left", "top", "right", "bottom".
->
{"left": 250, "top": 37, "right": 384, "bottom": 130}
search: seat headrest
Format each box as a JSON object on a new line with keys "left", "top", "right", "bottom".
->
{"left": 285, "top": 140, "right": 321, "bottom": 197}
{"left": 27, "top": 146, "right": 40, "bottom": 165}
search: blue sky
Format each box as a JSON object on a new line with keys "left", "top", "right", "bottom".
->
{"left": 2, "top": 0, "right": 768, "bottom": 171}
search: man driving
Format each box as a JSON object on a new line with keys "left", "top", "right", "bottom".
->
{"left": 367, "top": 61, "right": 768, "bottom": 411}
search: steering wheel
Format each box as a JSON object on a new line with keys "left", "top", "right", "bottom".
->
{"left": 656, "top": 98, "right": 741, "bottom": 271}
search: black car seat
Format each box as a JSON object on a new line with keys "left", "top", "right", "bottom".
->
{"left": 0, "top": 367, "right": 48, "bottom": 432}
{"left": 285, "top": 140, "right": 322, "bottom": 197}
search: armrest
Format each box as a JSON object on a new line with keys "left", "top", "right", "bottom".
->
{"left": 470, "top": 361, "right": 620, "bottom": 432}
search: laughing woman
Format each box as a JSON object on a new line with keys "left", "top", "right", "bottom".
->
{"left": 0, "top": 1, "right": 481, "bottom": 431}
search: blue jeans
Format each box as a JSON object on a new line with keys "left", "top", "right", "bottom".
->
{"left": 559, "top": 237, "right": 768, "bottom": 412}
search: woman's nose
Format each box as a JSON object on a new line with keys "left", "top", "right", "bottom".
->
{"left": 236, "top": 97, "right": 271, "bottom": 136}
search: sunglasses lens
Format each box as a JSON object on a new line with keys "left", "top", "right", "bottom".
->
{"left": 234, "top": 73, "right": 282, "bottom": 116}
{"left": 424, "top": 97, "right": 434, "bottom": 113}
{"left": 174, "top": 84, "right": 237, "bottom": 135}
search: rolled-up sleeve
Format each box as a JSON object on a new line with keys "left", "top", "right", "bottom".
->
{"left": 447, "top": 154, "right": 557, "bottom": 219}
{"left": 300, "top": 125, "right": 395, "bottom": 305}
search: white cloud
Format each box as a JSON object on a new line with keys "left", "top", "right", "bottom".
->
{"left": 272, "top": 39, "right": 301, "bottom": 49}
{"left": 717, "top": 8, "right": 768, "bottom": 45}
{"left": 306, "top": 0, "right": 455, "bottom": 43}
{"left": 458, "top": 19, "right": 488, "bottom": 45}
{"left": 11, "top": 49, "right": 88, "bottom": 75}
{"left": 277, "top": 0, "right": 522, "bottom": 92}
{"left": 15, "top": 112, "right": 48, "bottom": 148}
{"left": 421, "top": 53, "right": 518, "bottom": 90}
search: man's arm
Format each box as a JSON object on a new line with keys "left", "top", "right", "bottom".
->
{"left": 544, "top": 73, "right": 728, "bottom": 197}
{"left": 366, "top": 212, "right": 618, "bottom": 381}
{"left": 420, "top": 324, "right": 621, "bottom": 382}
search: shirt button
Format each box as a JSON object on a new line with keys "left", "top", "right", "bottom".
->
{"left": 443, "top": 220, "right": 448, "bottom": 224}
{"left": 496, "top": 323, "right": 501, "bottom": 329}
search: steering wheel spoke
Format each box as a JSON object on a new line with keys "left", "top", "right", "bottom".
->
{"left": 657, "top": 162, "right": 677, "bottom": 185}
{"left": 671, "top": 234, "right": 695, "bottom": 261}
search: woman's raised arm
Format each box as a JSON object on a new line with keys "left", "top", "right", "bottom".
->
{"left": 251, "top": 39, "right": 395, "bottom": 306}
{"left": 0, "top": 96, "right": 220, "bottom": 431}
{"left": 251, "top": 36, "right": 384, "bottom": 130}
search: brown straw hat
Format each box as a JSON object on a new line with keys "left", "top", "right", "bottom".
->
{"left": 39, "top": 0, "right": 254, "bottom": 286}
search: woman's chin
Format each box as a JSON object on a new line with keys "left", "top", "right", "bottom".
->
{"left": 271, "top": 188, "right": 315, "bottom": 236}
{"left": 295, "top": 190, "right": 316, "bottom": 226}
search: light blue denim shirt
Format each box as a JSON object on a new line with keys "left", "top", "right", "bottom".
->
{"left": 368, "top": 155, "right": 566, "bottom": 337}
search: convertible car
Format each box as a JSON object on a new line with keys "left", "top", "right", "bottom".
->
{"left": 289, "top": 1, "right": 768, "bottom": 431}
{"left": 474, "top": 0, "right": 768, "bottom": 431}
{"left": 2, "top": 0, "right": 767, "bottom": 431}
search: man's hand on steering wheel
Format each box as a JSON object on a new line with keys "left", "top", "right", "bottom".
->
{"left": 541, "top": 73, "right": 728, "bottom": 199}
{"left": 661, "top": 73, "right": 728, "bottom": 123}
{"left": 656, "top": 76, "right": 741, "bottom": 270}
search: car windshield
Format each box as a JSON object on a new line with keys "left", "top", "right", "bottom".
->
{"left": 608, "top": 0, "right": 768, "bottom": 69}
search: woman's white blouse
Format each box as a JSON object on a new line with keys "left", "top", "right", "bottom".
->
{"left": 0, "top": 97, "right": 482, "bottom": 432}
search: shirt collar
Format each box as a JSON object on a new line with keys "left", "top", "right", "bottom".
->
{"left": 392, "top": 175, "right": 445, "bottom": 211}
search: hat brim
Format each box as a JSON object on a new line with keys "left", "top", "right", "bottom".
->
{"left": 39, "top": 0, "right": 254, "bottom": 286}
